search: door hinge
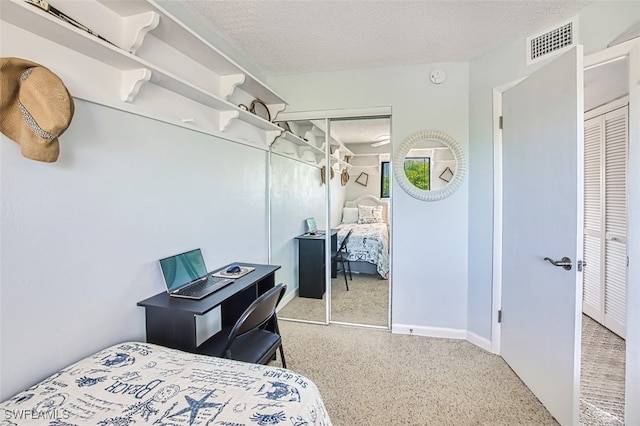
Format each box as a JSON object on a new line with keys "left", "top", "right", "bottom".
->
{"left": 498, "top": 310, "right": 502, "bottom": 323}
{"left": 499, "top": 116, "right": 504, "bottom": 130}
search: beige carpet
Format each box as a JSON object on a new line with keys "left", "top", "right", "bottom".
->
{"left": 276, "top": 293, "right": 626, "bottom": 424}
{"left": 580, "top": 315, "right": 625, "bottom": 423}
{"left": 274, "top": 321, "right": 558, "bottom": 426}
{"left": 278, "top": 273, "right": 389, "bottom": 326}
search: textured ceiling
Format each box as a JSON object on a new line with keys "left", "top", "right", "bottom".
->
{"left": 178, "top": 0, "right": 594, "bottom": 76}
{"left": 330, "top": 117, "right": 390, "bottom": 144}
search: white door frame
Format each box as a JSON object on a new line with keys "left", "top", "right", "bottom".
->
{"left": 491, "top": 38, "right": 640, "bottom": 425}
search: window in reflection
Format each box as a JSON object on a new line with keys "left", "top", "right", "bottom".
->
{"left": 380, "top": 161, "right": 390, "bottom": 199}
{"left": 404, "top": 156, "right": 431, "bottom": 190}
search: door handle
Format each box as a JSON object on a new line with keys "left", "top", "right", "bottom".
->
{"left": 544, "top": 256, "right": 572, "bottom": 271}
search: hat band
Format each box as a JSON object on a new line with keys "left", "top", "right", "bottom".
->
{"left": 18, "top": 101, "right": 56, "bottom": 142}
{"left": 18, "top": 67, "right": 57, "bottom": 142}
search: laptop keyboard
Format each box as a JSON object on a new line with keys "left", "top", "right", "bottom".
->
{"left": 177, "top": 276, "right": 230, "bottom": 297}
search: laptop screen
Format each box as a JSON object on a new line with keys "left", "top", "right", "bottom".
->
{"left": 305, "top": 218, "right": 317, "bottom": 233}
{"left": 159, "top": 248, "right": 207, "bottom": 293}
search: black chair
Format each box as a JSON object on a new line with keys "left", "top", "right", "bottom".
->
{"left": 332, "top": 229, "right": 353, "bottom": 290}
{"left": 221, "top": 283, "right": 287, "bottom": 368}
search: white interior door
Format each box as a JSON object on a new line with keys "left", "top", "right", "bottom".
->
{"left": 501, "top": 46, "right": 584, "bottom": 426}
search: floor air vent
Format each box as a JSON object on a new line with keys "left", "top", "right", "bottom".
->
{"left": 527, "top": 18, "right": 577, "bottom": 65}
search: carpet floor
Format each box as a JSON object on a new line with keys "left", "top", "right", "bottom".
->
{"left": 275, "top": 321, "right": 558, "bottom": 425}
{"left": 276, "top": 277, "right": 626, "bottom": 424}
{"left": 580, "top": 315, "right": 625, "bottom": 423}
{"left": 271, "top": 317, "right": 626, "bottom": 425}
{"left": 278, "top": 273, "right": 389, "bottom": 326}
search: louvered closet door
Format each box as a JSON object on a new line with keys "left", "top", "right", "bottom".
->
{"left": 583, "top": 116, "right": 603, "bottom": 322}
{"left": 603, "top": 106, "right": 628, "bottom": 338}
{"left": 582, "top": 104, "right": 628, "bottom": 339}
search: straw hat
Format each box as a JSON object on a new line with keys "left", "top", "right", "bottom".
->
{"left": 0, "top": 57, "right": 74, "bottom": 162}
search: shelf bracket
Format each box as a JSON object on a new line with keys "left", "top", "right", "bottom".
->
{"left": 269, "top": 103, "right": 287, "bottom": 118}
{"left": 265, "top": 130, "right": 283, "bottom": 147}
{"left": 271, "top": 139, "right": 295, "bottom": 156}
{"left": 297, "top": 148, "right": 322, "bottom": 165}
{"left": 298, "top": 145, "right": 311, "bottom": 158}
{"left": 121, "top": 68, "right": 152, "bottom": 102}
{"left": 219, "top": 74, "right": 246, "bottom": 100}
{"left": 214, "top": 110, "right": 240, "bottom": 132}
{"left": 122, "top": 11, "right": 160, "bottom": 54}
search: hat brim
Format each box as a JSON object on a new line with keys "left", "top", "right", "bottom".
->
{"left": 0, "top": 57, "right": 71, "bottom": 163}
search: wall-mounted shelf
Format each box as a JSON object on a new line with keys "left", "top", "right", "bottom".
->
{"left": 1, "top": 0, "right": 286, "bottom": 148}
{"left": 270, "top": 118, "right": 354, "bottom": 170}
{"left": 270, "top": 130, "right": 324, "bottom": 168}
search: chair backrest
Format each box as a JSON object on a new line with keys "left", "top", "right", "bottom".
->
{"left": 338, "top": 228, "right": 354, "bottom": 253}
{"left": 222, "top": 283, "right": 287, "bottom": 353}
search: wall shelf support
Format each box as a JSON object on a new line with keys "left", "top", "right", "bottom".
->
{"left": 122, "top": 11, "right": 160, "bottom": 54}
{"left": 121, "top": 68, "right": 152, "bottom": 102}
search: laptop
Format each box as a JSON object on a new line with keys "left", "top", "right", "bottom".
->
{"left": 305, "top": 217, "right": 324, "bottom": 235}
{"left": 158, "top": 248, "right": 234, "bottom": 299}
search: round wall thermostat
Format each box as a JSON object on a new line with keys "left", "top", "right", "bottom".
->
{"left": 429, "top": 69, "right": 446, "bottom": 84}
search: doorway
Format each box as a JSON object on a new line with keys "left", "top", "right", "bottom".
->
{"left": 492, "top": 43, "right": 639, "bottom": 425}
{"left": 581, "top": 55, "right": 629, "bottom": 421}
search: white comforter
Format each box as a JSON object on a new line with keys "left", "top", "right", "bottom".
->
{"left": 336, "top": 222, "right": 389, "bottom": 279}
{"left": 0, "top": 342, "right": 332, "bottom": 425}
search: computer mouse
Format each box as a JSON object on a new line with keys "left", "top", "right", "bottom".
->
{"left": 226, "top": 264, "right": 241, "bottom": 274}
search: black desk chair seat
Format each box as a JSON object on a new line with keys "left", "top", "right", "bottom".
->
{"left": 332, "top": 228, "right": 353, "bottom": 291}
{"left": 221, "top": 283, "right": 287, "bottom": 368}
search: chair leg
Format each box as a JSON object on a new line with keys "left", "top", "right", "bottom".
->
{"left": 343, "top": 259, "right": 349, "bottom": 291}
{"left": 278, "top": 344, "right": 287, "bottom": 369}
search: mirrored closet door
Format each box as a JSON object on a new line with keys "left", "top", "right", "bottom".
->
{"left": 270, "top": 113, "right": 392, "bottom": 328}
{"left": 270, "top": 119, "right": 329, "bottom": 323}
{"left": 327, "top": 117, "right": 391, "bottom": 328}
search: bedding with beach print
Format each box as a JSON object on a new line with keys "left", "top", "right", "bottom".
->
{"left": 336, "top": 222, "right": 389, "bottom": 279}
{"left": 0, "top": 341, "right": 332, "bottom": 425}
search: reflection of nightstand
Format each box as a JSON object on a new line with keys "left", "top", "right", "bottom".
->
{"left": 295, "top": 230, "right": 338, "bottom": 299}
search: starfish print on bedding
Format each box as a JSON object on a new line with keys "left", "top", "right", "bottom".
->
{"left": 167, "top": 390, "right": 222, "bottom": 425}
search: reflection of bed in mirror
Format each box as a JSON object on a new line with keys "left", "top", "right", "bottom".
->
{"left": 336, "top": 195, "right": 390, "bottom": 279}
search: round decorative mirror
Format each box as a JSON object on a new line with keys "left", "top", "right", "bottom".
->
{"left": 393, "top": 130, "right": 466, "bottom": 201}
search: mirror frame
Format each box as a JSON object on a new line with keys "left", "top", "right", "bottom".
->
{"left": 393, "top": 130, "right": 466, "bottom": 201}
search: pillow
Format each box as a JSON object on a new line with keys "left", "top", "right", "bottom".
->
{"left": 341, "top": 207, "right": 359, "bottom": 224}
{"left": 357, "top": 205, "right": 384, "bottom": 224}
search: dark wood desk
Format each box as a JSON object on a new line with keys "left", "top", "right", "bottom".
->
{"left": 295, "top": 230, "right": 337, "bottom": 299}
{"left": 137, "top": 262, "right": 280, "bottom": 357}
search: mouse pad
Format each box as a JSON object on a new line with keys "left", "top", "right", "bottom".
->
{"left": 211, "top": 265, "right": 255, "bottom": 279}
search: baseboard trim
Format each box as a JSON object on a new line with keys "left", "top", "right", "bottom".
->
{"left": 466, "top": 331, "right": 493, "bottom": 353}
{"left": 392, "top": 324, "right": 467, "bottom": 340}
{"left": 277, "top": 289, "right": 297, "bottom": 314}
{"left": 392, "top": 324, "right": 494, "bottom": 352}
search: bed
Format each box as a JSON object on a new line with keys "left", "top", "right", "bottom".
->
{"left": 0, "top": 341, "right": 332, "bottom": 425}
{"left": 336, "top": 195, "right": 390, "bottom": 279}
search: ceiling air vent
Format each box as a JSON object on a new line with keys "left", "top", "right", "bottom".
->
{"left": 526, "top": 18, "right": 577, "bottom": 65}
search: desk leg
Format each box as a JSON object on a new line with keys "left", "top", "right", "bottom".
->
{"left": 145, "top": 307, "right": 195, "bottom": 352}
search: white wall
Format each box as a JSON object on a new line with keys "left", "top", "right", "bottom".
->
{"left": 269, "top": 63, "right": 470, "bottom": 333}
{"left": 0, "top": 100, "right": 270, "bottom": 400}
{"left": 345, "top": 164, "right": 383, "bottom": 201}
